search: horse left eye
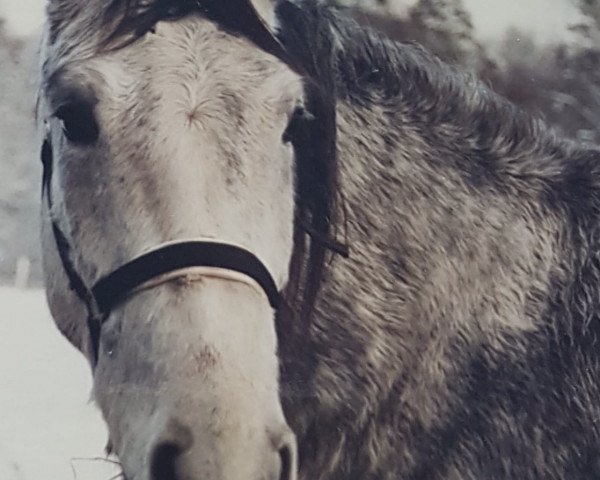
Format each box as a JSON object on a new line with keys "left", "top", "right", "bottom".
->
{"left": 54, "top": 101, "right": 99, "bottom": 145}
{"left": 283, "top": 107, "right": 313, "bottom": 144}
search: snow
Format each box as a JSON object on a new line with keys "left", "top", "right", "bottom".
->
{"left": 0, "top": 287, "right": 119, "bottom": 480}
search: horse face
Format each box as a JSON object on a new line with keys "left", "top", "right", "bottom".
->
{"left": 40, "top": 3, "right": 301, "bottom": 479}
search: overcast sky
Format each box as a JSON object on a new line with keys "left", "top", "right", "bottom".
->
{"left": 0, "top": 0, "right": 45, "bottom": 35}
{"left": 0, "top": 0, "right": 585, "bottom": 43}
{"left": 462, "top": 0, "right": 582, "bottom": 43}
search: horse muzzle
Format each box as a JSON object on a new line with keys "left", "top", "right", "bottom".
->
{"left": 147, "top": 415, "right": 297, "bottom": 480}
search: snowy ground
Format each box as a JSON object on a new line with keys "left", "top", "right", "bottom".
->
{"left": 0, "top": 287, "right": 120, "bottom": 480}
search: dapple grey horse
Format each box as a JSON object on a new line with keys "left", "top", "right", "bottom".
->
{"left": 38, "top": 0, "right": 600, "bottom": 479}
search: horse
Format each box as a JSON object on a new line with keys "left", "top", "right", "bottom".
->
{"left": 38, "top": 0, "right": 600, "bottom": 479}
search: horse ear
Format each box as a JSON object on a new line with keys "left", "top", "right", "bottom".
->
{"left": 246, "top": 0, "right": 278, "bottom": 29}
{"left": 209, "top": 0, "right": 303, "bottom": 74}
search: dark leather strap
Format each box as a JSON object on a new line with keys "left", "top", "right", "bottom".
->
{"left": 42, "top": 139, "right": 105, "bottom": 365}
{"left": 92, "top": 241, "right": 281, "bottom": 312}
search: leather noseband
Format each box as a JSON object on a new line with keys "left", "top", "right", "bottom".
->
{"left": 93, "top": 240, "right": 280, "bottom": 313}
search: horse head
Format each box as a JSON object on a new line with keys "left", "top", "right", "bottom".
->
{"left": 38, "top": 1, "right": 337, "bottom": 478}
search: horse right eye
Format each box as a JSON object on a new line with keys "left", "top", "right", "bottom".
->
{"left": 54, "top": 101, "right": 99, "bottom": 145}
{"left": 282, "top": 107, "right": 313, "bottom": 144}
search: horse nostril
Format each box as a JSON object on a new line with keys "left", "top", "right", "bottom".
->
{"left": 277, "top": 432, "right": 297, "bottom": 480}
{"left": 269, "top": 426, "right": 297, "bottom": 480}
{"left": 150, "top": 418, "right": 193, "bottom": 480}
{"left": 150, "top": 441, "right": 184, "bottom": 480}
{"left": 279, "top": 444, "right": 294, "bottom": 480}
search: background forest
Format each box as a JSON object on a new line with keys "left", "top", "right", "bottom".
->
{"left": 1, "top": 0, "right": 599, "bottom": 285}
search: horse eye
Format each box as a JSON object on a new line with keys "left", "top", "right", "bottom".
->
{"left": 283, "top": 107, "right": 313, "bottom": 144}
{"left": 54, "top": 101, "right": 99, "bottom": 145}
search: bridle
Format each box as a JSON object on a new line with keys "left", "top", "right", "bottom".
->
{"left": 40, "top": 0, "right": 349, "bottom": 368}
{"left": 41, "top": 139, "right": 281, "bottom": 368}
{"left": 40, "top": 1, "right": 294, "bottom": 369}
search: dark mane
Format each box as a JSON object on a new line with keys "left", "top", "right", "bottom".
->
{"left": 278, "top": 0, "right": 571, "bottom": 179}
{"left": 277, "top": 1, "right": 600, "bottom": 247}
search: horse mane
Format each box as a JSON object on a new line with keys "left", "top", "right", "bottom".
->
{"left": 279, "top": 1, "right": 572, "bottom": 174}
{"left": 281, "top": 2, "right": 600, "bottom": 232}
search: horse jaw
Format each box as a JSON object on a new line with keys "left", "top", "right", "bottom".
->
{"left": 248, "top": 0, "right": 278, "bottom": 29}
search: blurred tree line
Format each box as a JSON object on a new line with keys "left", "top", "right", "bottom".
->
{"left": 350, "top": 0, "right": 600, "bottom": 145}
{"left": 0, "top": 20, "right": 41, "bottom": 285}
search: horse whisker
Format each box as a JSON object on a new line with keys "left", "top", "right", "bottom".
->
{"left": 70, "top": 456, "right": 122, "bottom": 466}
{"left": 70, "top": 456, "right": 124, "bottom": 480}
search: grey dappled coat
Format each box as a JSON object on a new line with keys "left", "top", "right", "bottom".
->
{"left": 273, "top": 2, "right": 600, "bottom": 479}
